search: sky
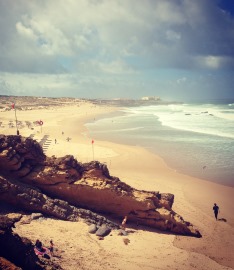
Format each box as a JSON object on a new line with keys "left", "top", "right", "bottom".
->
{"left": 0, "top": 0, "right": 234, "bottom": 101}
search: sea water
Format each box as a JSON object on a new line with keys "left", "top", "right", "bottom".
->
{"left": 85, "top": 101, "right": 234, "bottom": 187}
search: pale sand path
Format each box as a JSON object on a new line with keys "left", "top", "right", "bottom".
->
{"left": 1, "top": 102, "right": 233, "bottom": 270}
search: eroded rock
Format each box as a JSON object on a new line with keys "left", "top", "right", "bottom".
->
{"left": 0, "top": 135, "right": 201, "bottom": 238}
{"left": 95, "top": 224, "right": 111, "bottom": 237}
{"left": 0, "top": 214, "right": 62, "bottom": 270}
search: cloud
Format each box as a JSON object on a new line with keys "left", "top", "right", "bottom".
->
{"left": 0, "top": 77, "right": 15, "bottom": 95}
{"left": 76, "top": 59, "right": 137, "bottom": 74}
{"left": 0, "top": 0, "right": 232, "bottom": 72}
{"left": 195, "top": 55, "right": 234, "bottom": 69}
{"left": 0, "top": 71, "right": 139, "bottom": 98}
{"left": 177, "top": 77, "right": 187, "bottom": 84}
{"left": 0, "top": 0, "right": 233, "bottom": 99}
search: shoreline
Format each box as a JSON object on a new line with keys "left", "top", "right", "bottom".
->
{"left": 1, "top": 102, "right": 234, "bottom": 269}
{"left": 85, "top": 106, "right": 234, "bottom": 188}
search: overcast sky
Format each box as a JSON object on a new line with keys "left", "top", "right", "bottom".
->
{"left": 0, "top": 0, "right": 234, "bottom": 101}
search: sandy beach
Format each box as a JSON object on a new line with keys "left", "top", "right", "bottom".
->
{"left": 0, "top": 100, "right": 233, "bottom": 270}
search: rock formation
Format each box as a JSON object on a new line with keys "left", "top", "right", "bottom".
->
{"left": 0, "top": 135, "right": 201, "bottom": 238}
{"left": 0, "top": 213, "right": 62, "bottom": 270}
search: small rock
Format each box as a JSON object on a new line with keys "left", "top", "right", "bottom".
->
{"left": 118, "top": 229, "right": 128, "bottom": 236}
{"left": 31, "top": 213, "right": 43, "bottom": 220}
{"left": 123, "top": 238, "right": 130, "bottom": 245}
{"left": 88, "top": 224, "right": 98, "bottom": 234}
{"left": 95, "top": 224, "right": 111, "bottom": 237}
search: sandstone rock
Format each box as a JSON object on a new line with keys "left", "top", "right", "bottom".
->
{"left": 0, "top": 175, "right": 119, "bottom": 230}
{"left": 88, "top": 224, "right": 98, "bottom": 234}
{"left": 0, "top": 214, "right": 62, "bottom": 270}
{"left": 0, "top": 135, "right": 201, "bottom": 238}
{"left": 18, "top": 213, "right": 43, "bottom": 225}
{"left": 0, "top": 257, "right": 22, "bottom": 270}
{"left": 0, "top": 214, "right": 22, "bottom": 230}
{"left": 31, "top": 213, "right": 43, "bottom": 220}
{"left": 118, "top": 229, "right": 128, "bottom": 236}
{"left": 95, "top": 224, "right": 111, "bottom": 237}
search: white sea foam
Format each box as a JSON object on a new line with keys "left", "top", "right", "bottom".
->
{"left": 86, "top": 102, "right": 234, "bottom": 186}
{"left": 127, "top": 103, "right": 234, "bottom": 139}
{"left": 89, "top": 126, "right": 144, "bottom": 133}
{"left": 209, "top": 109, "right": 234, "bottom": 121}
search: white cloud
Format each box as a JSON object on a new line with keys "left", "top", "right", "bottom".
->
{"left": 203, "top": 56, "right": 221, "bottom": 69}
{"left": 16, "top": 21, "right": 36, "bottom": 40}
{"left": 196, "top": 55, "right": 234, "bottom": 69}
{"left": 0, "top": 71, "right": 135, "bottom": 98}
{"left": 177, "top": 77, "right": 187, "bottom": 84}
{"left": 0, "top": 0, "right": 234, "bottom": 99}
{"left": 98, "top": 60, "right": 136, "bottom": 74}
{"left": 1, "top": 0, "right": 234, "bottom": 71}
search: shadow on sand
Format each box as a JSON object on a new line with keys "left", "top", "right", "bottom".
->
{"left": 218, "top": 218, "right": 227, "bottom": 222}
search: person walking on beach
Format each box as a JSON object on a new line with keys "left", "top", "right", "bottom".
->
{"left": 121, "top": 216, "right": 128, "bottom": 230}
{"left": 213, "top": 203, "right": 220, "bottom": 220}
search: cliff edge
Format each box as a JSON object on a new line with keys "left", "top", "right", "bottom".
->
{"left": 0, "top": 135, "right": 201, "bottom": 238}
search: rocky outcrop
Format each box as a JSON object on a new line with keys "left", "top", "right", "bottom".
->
{"left": 0, "top": 135, "right": 201, "bottom": 237}
{"left": 0, "top": 214, "right": 62, "bottom": 270}
{"left": 0, "top": 175, "right": 119, "bottom": 229}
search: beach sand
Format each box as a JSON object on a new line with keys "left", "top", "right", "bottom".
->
{"left": 1, "top": 101, "right": 233, "bottom": 270}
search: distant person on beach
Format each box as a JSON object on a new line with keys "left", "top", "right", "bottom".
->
{"left": 55, "top": 139, "right": 57, "bottom": 144}
{"left": 34, "top": 239, "right": 50, "bottom": 259}
{"left": 49, "top": 240, "right": 54, "bottom": 256}
{"left": 213, "top": 203, "right": 220, "bottom": 220}
{"left": 35, "top": 239, "right": 43, "bottom": 252}
{"left": 121, "top": 216, "right": 128, "bottom": 230}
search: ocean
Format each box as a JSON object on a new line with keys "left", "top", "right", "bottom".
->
{"left": 85, "top": 101, "right": 234, "bottom": 187}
